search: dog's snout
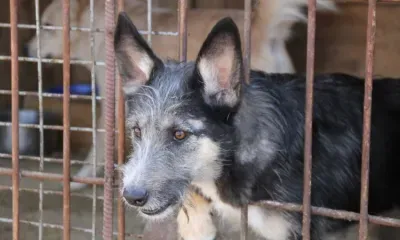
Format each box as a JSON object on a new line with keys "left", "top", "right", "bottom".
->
{"left": 123, "top": 187, "right": 148, "bottom": 207}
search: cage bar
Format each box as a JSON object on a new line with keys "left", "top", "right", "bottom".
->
{"left": 88, "top": 0, "right": 98, "bottom": 239}
{"left": 147, "top": 0, "right": 153, "bottom": 45}
{"left": 117, "top": 0, "right": 126, "bottom": 239}
{"left": 0, "top": 217, "right": 143, "bottom": 238}
{"left": 0, "top": 153, "right": 106, "bottom": 166}
{"left": 178, "top": 0, "right": 188, "bottom": 62}
{"left": 358, "top": 0, "right": 377, "bottom": 239}
{"left": 103, "top": 0, "right": 116, "bottom": 239}
{"left": 302, "top": 0, "right": 317, "bottom": 239}
{"left": 33, "top": 0, "right": 45, "bottom": 238}
{"left": 240, "top": 0, "right": 253, "bottom": 239}
{"left": 0, "top": 167, "right": 104, "bottom": 184}
{"left": 243, "top": 0, "right": 252, "bottom": 86}
{"left": 62, "top": 0, "right": 72, "bottom": 238}
{"left": 254, "top": 200, "right": 400, "bottom": 227}
{"left": 0, "top": 55, "right": 106, "bottom": 65}
{"left": 1, "top": 0, "right": 399, "bottom": 239}
{"left": 0, "top": 22, "right": 179, "bottom": 36}
{"left": 9, "top": 0, "right": 20, "bottom": 239}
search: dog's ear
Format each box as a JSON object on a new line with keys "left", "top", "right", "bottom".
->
{"left": 195, "top": 17, "right": 244, "bottom": 108}
{"left": 114, "top": 12, "right": 162, "bottom": 94}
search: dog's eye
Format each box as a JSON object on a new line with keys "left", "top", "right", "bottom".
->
{"left": 173, "top": 130, "right": 187, "bottom": 141}
{"left": 133, "top": 127, "right": 141, "bottom": 138}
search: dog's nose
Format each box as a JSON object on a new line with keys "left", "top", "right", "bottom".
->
{"left": 123, "top": 187, "right": 148, "bottom": 207}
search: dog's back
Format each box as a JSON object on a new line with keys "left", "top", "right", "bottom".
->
{"left": 233, "top": 73, "right": 400, "bottom": 238}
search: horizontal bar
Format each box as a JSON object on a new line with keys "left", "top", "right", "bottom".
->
{"left": 0, "top": 23, "right": 102, "bottom": 32}
{"left": 0, "top": 167, "right": 104, "bottom": 185}
{"left": 0, "top": 121, "right": 112, "bottom": 133}
{"left": 0, "top": 153, "right": 106, "bottom": 166}
{"left": 0, "top": 89, "right": 103, "bottom": 101}
{"left": 0, "top": 55, "right": 105, "bottom": 66}
{"left": 0, "top": 22, "right": 178, "bottom": 36}
{"left": 0, "top": 217, "right": 142, "bottom": 238}
{"left": 254, "top": 200, "right": 400, "bottom": 228}
{"left": 0, "top": 185, "right": 105, "bottom": 201}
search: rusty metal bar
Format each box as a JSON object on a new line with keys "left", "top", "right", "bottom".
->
{"left": 253, "top": 200, "right": 400, "bottom": 228}
{"left": 0, "top": 167, "right": 104, "bottom": 185}
{"left": 103, "top": 0, "right": 116, "bottom": 239}
{"left": 239, "top": 0, "right": 252, "bottom": 239}
{"left": 62, "top": 0, "right": 71, "bottom": 239}
{"left": 243, "top": 0, "right": 252, "bottom": 85}
{"left": 147, "top": 0, "right": 153, "bottom": 45}
{"left": 34, "top": 0, "right": 45, "bottom": 237}
{"left": 358, "top": 0, "right": 377, "bottom": 239}
{"left": 9, "top": 0, "right": 20, "bottom": 239}
{"left": 178, "top": 0, "right": 188, "bottom": 62}
{"left": 117, "top": 0, "right": 126, "bottom": 239}
{"left": 0, "top": 217, "right": 143, "bottom": 238}
{"left": 302, "top": 0, "right": 317, "bottom": 239}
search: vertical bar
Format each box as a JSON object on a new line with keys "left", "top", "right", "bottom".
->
{"left": 240, "top": 1, "right": 252, "bottom": 239}
{"left": 178, "top": 0, "right": 188, "bottom": 62}
{"left": 103, "top": 0, "right": 116, "bottom": 239}
{"left": 358, "top": 0, "right": 377, "bottom": 239}
{"left": 302, "top": 0, "right": 317, "bottom": 239}
{"left": 147, "top": 0, "right": 152, "bottom": 45}
{"left": 117, "top": 1, "right": 126, "bottom": 239}
{"left": 89, "top": 0, "right": 97, "bottom": 239}
{"left": 62, "top": 0, "right": 71, "bottom": 239}
{"left": 243, "top": 0, "right": 252, "bottom": 85}
{"left": 34, "top": 0, "right": 45, "bottom": 239}
{"left": 10, "top": 0, "right": 20, "bottom": 239}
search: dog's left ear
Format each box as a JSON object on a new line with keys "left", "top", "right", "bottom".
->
{"left": 195, "top": 17, "right": 244, "bottom": 108}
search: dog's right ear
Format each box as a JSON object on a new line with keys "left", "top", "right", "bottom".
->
{"left": 114, "top": 12, "right": 162, "bottom": 94}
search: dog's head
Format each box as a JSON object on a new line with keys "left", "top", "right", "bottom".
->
{"left": 25, "top": 0, "right": 90, "bottom": 59}
{"left": 116, "top": 12, "right": 244, "bottom": 220}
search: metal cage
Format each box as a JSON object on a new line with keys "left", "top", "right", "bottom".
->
{"left": 1, "top": 0, "right": 400, "bottom": 240}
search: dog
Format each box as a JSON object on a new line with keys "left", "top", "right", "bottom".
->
{"left": 25, "top": 0, "right": 335, "bottom": 191}
{"left": 116, "top": 13, "right": 400, "bottom": 240}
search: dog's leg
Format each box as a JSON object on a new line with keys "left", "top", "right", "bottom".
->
{"left": 177, "top": 190, "right": 217, "bottom": 240}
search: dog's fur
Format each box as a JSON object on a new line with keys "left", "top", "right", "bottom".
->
{"left": 116, "top": 13, "right": 400, "bottom": 240}
{"left": 25, "top": 0, "right": 335, "bottom": 191}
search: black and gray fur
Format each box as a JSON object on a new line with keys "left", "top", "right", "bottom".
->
{"left": 116, "top": 12, "right": 400, "bottom": 239}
